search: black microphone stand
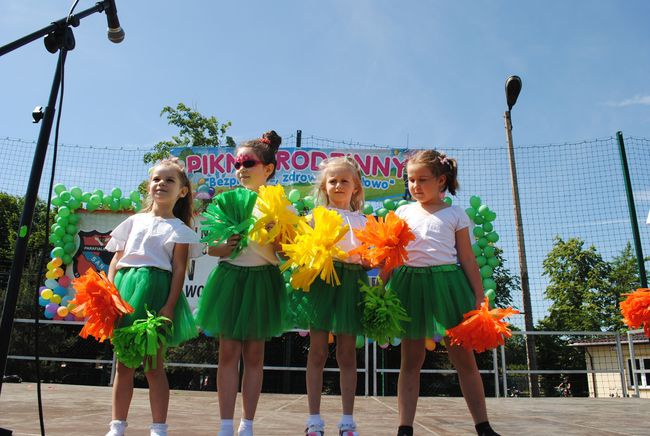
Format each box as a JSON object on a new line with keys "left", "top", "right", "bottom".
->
{"left": 0, "top": 1, "right": 117, "bottom": 397}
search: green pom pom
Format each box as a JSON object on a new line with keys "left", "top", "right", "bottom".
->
{"left": 360, "top": 278, "right": 410, "bottom": 344}
{"left": 111, "top": 309, "right": 172, "bottom": 371}
{"left": 469, "top": 195, "right": 481, "bottom": 209}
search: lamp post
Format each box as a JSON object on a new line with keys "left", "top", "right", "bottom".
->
{"left": 504, "top": 76, "right": 540, "bottom": 397}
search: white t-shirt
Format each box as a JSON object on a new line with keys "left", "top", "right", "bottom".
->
{"left": 395, "top": 203, "right": 470, "bottom": 267}
{"left": 222, "top": 207, "right": 279, "bottom": 267}
{"left": 328, "top": 207, "right": 367, "bottom": 264}
{"left": 106, "top": 213, "right": 202, "bottom": 272}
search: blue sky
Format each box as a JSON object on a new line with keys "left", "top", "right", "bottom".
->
{"left": 2, "top": 0, "right": 650, "bottom": 148}
{"left": 2, "top": 1, "right": 650, "bottom": 325}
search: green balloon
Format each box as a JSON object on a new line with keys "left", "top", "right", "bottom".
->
{"left": 120, "top": 198, "right": 132, "bottom": 209}
{"left": 294, "top": 200, "right": 304, "bottom": 211}
{"left": 397, "top": 199, "right": 408, "bottom": 208}
{"left": 51, "top": 247, "right": 65, "bottom": 258}
{"left": 477, "top": 237, "right": 488, "bottom": 248}
{"left": 472, "top": 227, "right": 484, "bottom": 238}
{"left": 476, "top": 256, "right": 487, "bottom": 267}
{"left": 82, "top": 192, "right": 92, "bottom": 202}
{"left": 62, "top": 254, "right": 73, "bottom": 265}
{"left": 93, "top": 189, "right": 104, "bottom": 198}
{"left": 480, "top": 265, "right": 493, "bottom": 278}
{"left": 66, "top": 224, "right": 78, "bottom": 235}
{"left": 486, "top": 232, "right": 500, "bottom": 243}
{"left": 54, "top": 183, "right": 67, "bottom": 195}
{"left": 486, "top": 211, "right": 497, "bottom": 222}
{"left": 465, "top": 207, "right": 477, "bottom": 219}
{"left": 58, "top": 206, "right": 70, "bottom": 217}
{"left": 487, "top": 257, "right": 500, "bottom": 268}
{"left": 111, "top": 187, "right": 122, "bottom": 199}
{"left": 471, "top": 243, "right": 482, "bottom": 257}
{"left": 68, "top": 198, "right": 81, "bottom": 210}
{"left": 68, "top": 214, "right": 79, "bottom": 224}
{"left": 59, "top": 191, "right": 71, "bottom": 203}
{"left": 129, "top": 190, "right": 141, "bottom": 202}
{"left": 288, "top": 189, "right": 301, "bottom": 203}
{"left": 62, "top": 234, "right": 74, "bottom": 243}
{"left": 54, "top": 239, "right": 65, "bottom": 248}
{"left": 64, "top": 242, "right": 76, "bottom": 254}
{"left": 86, "top": 203, "right": 98, "bottom": 212}
{"left": 49, "top": 233, "right": 60, "bottom": 244}
{"left": 443, "top": 196, "right": 452, "bottom": 205}
{"left": 89, "top": 194, "right": 102, "bottom": 206}
{"left": 303, "top": 195, "right": 315, "bottom": 209}
{"left": 133, "top": 202, "right": 142, "bottom": 212}
{"left": 383, "top": 199, "right": 396, "bottom": 210}
{"left": 485, "top": 289, "right": 496, "bottom": 305}
{"left": 469, "top": 195, "right": 481, "bottom": 209}
{"left": 52, "top": 224, "right": 65, "bottom": 237}
{"left": 102, "top": 196, "right": 112, "bottom": 207}
{"left": 474, "top": 215, "right": 484, "bottom": 225}
{"left": 483, "top": 246, "right": 496, "bottom": 258}
{"left": 478, "top": 205, "right": 490, "bottom": 217}
{"left": 51, "top": 196, "right": 62, "bottom": 207}
{"left": 376, "top": 207, "right": 388, "bottom": 218}
{"left": 482, "top": 222, "right": 493, "bottom": 232}
{"left": 355, "top": 335, "right": 365, "bottom": 349}
{"left": 362, "top": 204, "right": 374, "bottom": 215}
{"left": 56, "top": 216, "right": 69, "bottom": 227}
{"left": 483, "top": 278, "right": 497, "bottom": 291}
{"left": 70, "top": 187, "right": 83, "bottom": 200}
{"left": 109, "top": 198, "right": 120, "bottom": 211}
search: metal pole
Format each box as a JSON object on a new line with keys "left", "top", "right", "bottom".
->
{"left": 614, "top": 332, "right": 628, "bottom": 398}
{"left": 372, "top": 341, "right": 377, "bottom": 396}
{"left": 504, "top": 110, "right": 539, "bottom": 397}
{"left": 616, "top": 131, "right": 647, "bottom": 288}
{"left": 493, "top": 348, "right": 499, "bottom": 397}
{"left": 627, "top": 331, "right": 639, "bottom": 397}
{"left": 500, "top": 345, "right": 508, "bottom": 396}
{"left": 296, "top": 129, "right": 302, "bottom": 148}
{"left": 364, "top": 336, "right": 369, "bottom": 396}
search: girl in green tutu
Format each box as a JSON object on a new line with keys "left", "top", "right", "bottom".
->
{"left": 387, "top": 150, "right": 499, "bottom": 436}
{"left": 299, "top": 156, "right": 369, "bottom": 436}
{"left": 105, "top": 158, "right": 201, "bottom": 436}
{"left": 195, "top": 131, "right": 288, "bottom": 436}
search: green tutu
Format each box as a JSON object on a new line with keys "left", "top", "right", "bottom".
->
{"left": 293, "top": 261, "right": 368, "bottom": 336}
{"left": 386, "top": 264, "right": 475, "bottom": 339}
{"left": 195, "top": 262, "right": 288, "bottom": 340}
{"left": 114, "top": 267, "right": 198, "bottom": 347}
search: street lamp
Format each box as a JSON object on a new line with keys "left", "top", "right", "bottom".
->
{"left": 503, "top": 75, "right": 540, "bottom": 397}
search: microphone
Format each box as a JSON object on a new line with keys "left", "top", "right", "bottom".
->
{"left": 104, "top": 0, "right": 125, "bottom": 43}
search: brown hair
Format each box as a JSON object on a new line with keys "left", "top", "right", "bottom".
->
{"left": 314, "top": 155, "right": 365, "bottom": 212}
{"left": 142, "top": 158, "right": 193, "bottom": 226}
{"left": 406, "top": 149, "right": 459, "bottom": 195}
{"left": 238, "top": 130, "right": 282, "bottom": 180}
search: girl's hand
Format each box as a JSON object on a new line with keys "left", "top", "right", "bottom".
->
{"left": 158, "top": 305, "right": 174, "bottom": 321}
{"left": 475, "top": 293, "right": 486, "bottom": 310}
{"left": 207, "top": 234, "right": 241, "bottom": 257}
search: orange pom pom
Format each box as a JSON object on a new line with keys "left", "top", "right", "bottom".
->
{"left": 620, "top": 288, "right": 650, "bottom": 337}
{"left": 446, "top": 298, "right": 520, "bottom": 353}
{"left": 349, "top": 211, "right": 415, "bottom": 275}
{"left": 71, "top": 269, "right": 134, "bottom": 342}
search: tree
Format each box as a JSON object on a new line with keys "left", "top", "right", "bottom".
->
{"left": 600, "top": 243, "right": 640, "bottom": 332}
{"left": 492, "top": 247, "right": 519, "bottom": 309}
{"left": 143, "top": 103, "right": 235, "bottom": 164}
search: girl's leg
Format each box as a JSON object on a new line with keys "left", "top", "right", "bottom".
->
{"left": 112, "top": 361, "right": 136, "bottom": 420}
{"left": 335, "top": 334, "right": 357, "bottom": 415}
{"left": 306, "top": 330, "right": 329, "bottom": 415}
{"left": 241, "top": 339, "right": 265, "bottom": 420}
{"left": 144, "top": 351, "right": 169, "bottom": 423}
{"left": 447, "top": 342, "right": 488, "bottom": 424}
{"left": 218, "top": 337, "right": 243, "bottom": 420}
{"left": 397, "top": 338, "right": 425, "bottom": 426}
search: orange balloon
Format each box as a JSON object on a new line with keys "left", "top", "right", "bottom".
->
{"left": 328, "top": 332, "right": 335, "bottom": 344}
{"left": 425, "top": 338, "right": 436, "bottom": 351}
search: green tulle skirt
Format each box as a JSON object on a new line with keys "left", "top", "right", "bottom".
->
{"left": 386, "top": 264, "right": 475, "bottom": 339}
{"left": 292, "top": 262, "right": 368, "bottom": 336}
{"left": 114, "top": 267, "right": 198, "bottom": 347}
{"left": 195, "top": 261, "right": 288, "bottom": 340}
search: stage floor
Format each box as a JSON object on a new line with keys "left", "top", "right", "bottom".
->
{"left": 1, "top": 383, "right": 648, "bottom": 435}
